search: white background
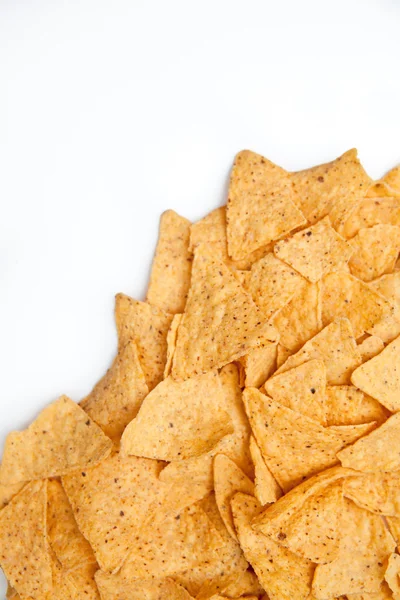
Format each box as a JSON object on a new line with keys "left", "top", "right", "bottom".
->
{"left": 0, "top": 0, "right": 400, "bottom": 591}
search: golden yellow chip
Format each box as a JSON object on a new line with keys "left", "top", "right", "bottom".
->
{"left": 346, "top": 582, "right": 394, "bottom": 600}
{"left": 358, "top": 335, "right": 385, "bottom": 362}
{"left": 275, "top": 317, "right": 361, "bottom": 385}
{"left": 324, "top": 385, "right": 388, "bottom": 427}
{"left": 290, "top": 148, "right": 371, "bottom": 224}
{"left": 80, "top": 341, "right": 148, "bottom": 444}
{"left": 388, "top": 518, "right": 400, "bottom": 551}
{"left": 227, "top": 151, "right": 306, "bottom": 261}
{"left": 0, "top": 481, "right": 53, "bottom": 599}
{"left": 384, "top": 553, "right": 400, "bottom": 599}
{"left": 343, "top": 472, "right": 400, "bottom": 516}
{"left": 341, "top": 197, "right": 400, "bottom": 239}
{"left": 243, "top": 388, "right": 353, "bottom": 492}
{"left": 245, "top": 253, "right": 305, "bottom": 320}
{"left": 121, "top": 371, "right": 233, "bottom": 461}
{"left": 231, "top": 493, "right": 314, "bottom": 600}
{"left": 171, "top": 245, "right": 277, "bottom": 380}
{"left": 164, "top": 313, "right": 182, "bottom": 377}
{"left": 312, "top": 499, "right": 395, "bottom": 598}
{"left": 221, "top": 568, "right": 265, "bottom": 598}
{"left": 273, "top": 280, "right": 322, "bottom": 352}
{"left": 0, "top": 478, "right": 25, "bottom": 510}
{"left": 0, "top": 396, "right": 112, "bottom": 485}
{"left": 321, "top": 271, "right": 392, "bottom": 339}
{"left": 95, "top": 574, "right": 195, "bottom": 600}
{"left": 329, "top": 422, "right": 378, "bottom": 446}
{"left": 213, "top": 454, "right": 254, "bottom": 540}
{"left": 249, "top": 435, "right": 282, "bottom": 506}
{"left": 115, "top": 293, "right": 173, "bottom": 391}
{"left": 274, "top": 217, "right": 353, "bottom": 283}
{"left": 238, "top": 342, "right": 277, "bottom": 388}
{"left": 276, "top": 344, "right": 293, "bottom": 368}
{"left": 382, "top": 166, "right": 400, "bottom": 193}
{"left": 351, "top": 334, "right": 400, "bottom": 412}
{"left": 338, "top": 412, "right": 400, "bottom": 473}
{"left": 146, "top": 210, "right": 192, "bottom": 314}
{"left": 367, "top": 272, "right": 400, "bottom": 343}
{"left": 264, "top": 359, "right": 327, "bottom": 425}
{"left": 349, "top": 224, "right": 400, "bottom": 282}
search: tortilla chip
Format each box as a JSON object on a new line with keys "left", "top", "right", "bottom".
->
{"left": 264, "top": 360, "right": 327, "bottom": 425}
{"left": 384, "top": 553, "right": 400, "bottom": 599}
{"left": 347, "top": 582, "right": 394, "bottom": 600}
{"left": 358, "top": 335, "right": 385, "bottom": 362}
{"left": 344, "top": 472, "right": 400, "bottom": 517}
{"left": 276, "top": 344, "right": 293, "bottom": 368}
{"left": 388, "top": 518, "right": 400, "bottom": 550}
{"left": 275, "top": 317, "right": 361, "bottom": 385}
{"left": 324, "top": 385, "right": 388, "bottom": 427}
{"left": 382, "top": 166, "right": 400, "bottom": 193}
{"left": 321, "top": 271, "right": 392, "bottom": 339}
{"left": 0, "top": 481, "right": 53, "bottom": 599}
{"left": 164, "top": 313, "right": 182, "bottom": 378}
{"left": 171, "top": 245, "right": 278, "bottom": 380}
{"left": 274, "top": 217, "right": 353, "bottom": 283}
{"left": 146, "top": 210, "right": 192, "bottom": 314}
{"left": 231, "top": 493, "right": 314, "bottom": 600}
{"left": 273, "top": 280, "right": 322, "bottom": 352}
{"left": 0, "top": 478, "right": 25, "bottom": 510}
{"left": 95, "top": 574, "right": 195, "bottom": 600}
{"left": 0, "top": 396, "right": 112, "bottom": 485}
{"left": 226, "top": 150, "right": 306, "bottom": 261}
{"left": 214, "top": 454, "right": 254, "bottom": 539}
{"left": 115, "top": 293, "right": 173, "bottom": 390}
{"left": 349, "top": 225, "right": 400, "bottom": 282}
{"left": 351, "top": 334, "right": 400, "bottom": 412}
{"left": 243, "top": 388, "right": 353, "bottom": 492}
{"left": 290, "top": 148, "right": 371, "bottom": 224}
{"left": 222, "top": 568, "right": 265, "bottom": 598}
{"left": 337, "top": 412, "right": 400, "bottom": 473}
{"left": 329, "top": 422, "right": 378, "bottom": 446}
{"left": 341, "top": 197, "right": 400, "bottom": 239}
{"left": 121, "top": 371, "right": 233, "bottom": 461}
{"left": 245, "top": 253, "right": 305, "bottom": 320}
{"left": 312, "top": 499, "right": 395, "bottom": 598}
{"left": 80, "top": 341, "right": 148, "bottom": 444}
{"left": 62, "top": 453, "right": 173, "bottom": 573}
{"left": 249, "top": 436, "right": 282, "bottom": 506}
{"left": 238, "top": 342, "right": 277, "bottom": 388}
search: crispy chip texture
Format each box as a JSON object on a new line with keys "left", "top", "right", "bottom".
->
{"left": 238, "top": 342, "right": 277, "bottom": 388}
{"left": 351, "top": 334, "right": 400, "bottom": 412}
{"left": 231, "top": 493, "right": 314, "bottom": 600}
{"left": 80, "top": 341, "right": 148, "bottom": 444}
{"left": 358, "top": 335, "right": 385, "bottom": 362}
{"left": 324, "top": 385, "right": 388, "bottom": 426}
{"left": 121, "top": 371, "right": 233, "bottom": 461}
{"left": 95, "top": 574, "right": 195, "bottom": 600}
{"left": 0, "top": 481, "right": 53, "bottom": 599}
{"left": 222, "top": 567, "right": 265, "bottom": 598}
{"left": 146, "top": 210, "right": 192, "bottom": 314}
{"left": 338, "top": 413, "right": 400, "bottom": 473}
{"left": 344, "top": 472, "right": 400, "bottom": 517}
{"left": 290, "top": 149, "right": 371, "bottom": 224}
{"left": 0, "top": 396, "right": 112, "bottom": 485}
{"left": 384, "top": 553, "right": 400, "bottom": 599}
{"left": 349, "top": 225, "right": 400, "bottom": 282}
{"left": 0, "top": 479, "right": 25, "bottom": 510}
{"left": 274, "top": 217, "right": 353, "bottom": 282}
{"left": 227, "top": 151, "right": 306, "bottom": 261}
{"left": 172, "top": 246, "right": 277, "bottom": 379}
{"left": 115, "top": 294, "right": 173, "bottom": 390}
{"left": 312, "top": 499, "right": 395, "bottom": 598}
{"left": 382, "top": 166, "right": 400, "bottom": 193}
{"left": 249, "top": 435, "right": 282, "bottom": 506}
{"left": 164, "top": 313, "right": 182, "bottom": 378}
{"left": 342, "top": 197, "right": 400, "bottom": 239}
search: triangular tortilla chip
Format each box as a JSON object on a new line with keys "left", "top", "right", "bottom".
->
{"left": 0, "top": 481, "right": 53, "bottom": 599}
{"left": 264, "top": 360, "right": 327, "bottom": 425}
{"left": 171, "top": 245, "right": 277, "bottom": 380}
{"left": 249, "top": 436, "right": 282, "bottom": 506}
{"left": 238, "top": 342, "right": 277, "bottom": 388}
{"left": 275, "top": 318, "right": 361, "bottom": 385}
{"left": 341, "top": 197, "right": 400, "bottom": 239}
{"left": 231, "top": 493, "right": 314, "bottom": 600}
{"left": 146, "top": 210, "right": 192, "bottom": 314}
{"left": 321, "top": 272, "right": 392, "bottom": 338}
{"left": 337, "top": 413, "right": 400, "bottom": 473}
{"left": 290, "top": 148, "right": 371, "bottom": 224}
{"left": 243, "top": 388, "right": 351, "bottom": 492}
{"left": 0, "top": 396, "right": 112, "bottom": 485}
{"left": 95, "top": 574, "right": 195, "bottom": 600}
{"left": 164, "top": 313, "right": 182, "bottom": 378}
{"left": 274, "top": 217, "right": 353, "bottom": 283}
{"left": 115, "top": 293, "right": 173, "bottom": 390}
{"left": 245, "top": 253, "right": 305, "bottom": 320}
{"left": 121, "top": 371, "right": 233, "bottom": 461}
{"left": 358, "top": 335, "right": 385, "bottom": 362}
{"left": 80, "top": 341, "right": 148, "bottom": 444}
{"left": 226, "top": 151, "right": 306, "bottom": 261}
{"left": 351, "top": 334, "right": 400, "bottom": 412}
{"left": 384, "top": 553, "right": 400, "bottom": 599}
{"left": 349, "top": 225, "right": 400, "bottom": 282}
{"left": 312, "top": 499, "right": 395, "bottom": 598}
{"left": 273, "top": 280, "right": 322, "bottom": 352}
{"left": 344, "top": 472, "right": 400, "bottom": 517}
{"left": 214, "top": 454, "right": 254, "bottom": 540}
{"left": 324, "top": 385, "right": 388, "bottom": 427}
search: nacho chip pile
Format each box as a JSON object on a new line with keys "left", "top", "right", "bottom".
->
{"left": 2, "top": 149, "right": 400, "bottom": 600}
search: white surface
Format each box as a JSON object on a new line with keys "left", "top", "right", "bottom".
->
{"left": 0, "top": 0, "right": 400, "bottom": 590}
